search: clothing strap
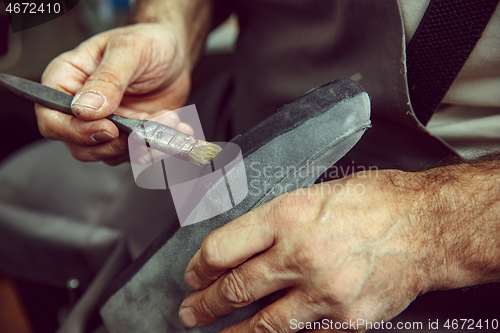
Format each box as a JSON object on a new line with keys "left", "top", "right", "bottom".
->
{"left": 406, "top": 0, "right": 499, "bottom": 126}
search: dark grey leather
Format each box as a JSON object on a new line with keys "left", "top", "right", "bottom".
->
{"left": 100, "top": 79, "right": 371, "bottom": 332}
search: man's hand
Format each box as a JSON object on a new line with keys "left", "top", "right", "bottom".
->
{"left": 179, "top": 159, "right": 500, "bottom": 332}
{"left": 179, "top": 170, "right": 431, "bottom": 332}
{"left": 35, "top": 0, "right": 213, "bottom": 165}
{"left": 35, "top": 23, "right": 191, "bottom": 165}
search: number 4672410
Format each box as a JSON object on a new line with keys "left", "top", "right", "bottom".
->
{"left": 5, "top": 2, "right": 61, "bottom": 14}
{"left": 444, "top": 319, "right": 499, "bottom": 330}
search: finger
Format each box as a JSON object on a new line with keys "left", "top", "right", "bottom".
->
{"left": 35, "top": 104, "right": 118, "bottom": 145}
{"left": 66, "top": 135, "right": 128, "bottom": 162}
{"left": 219, "top": 290, "right": 321, "bottom": 333}
{"left": 176, "top": 122, "right": 194, "bottom": 136}
{"left": 103, "top": 153, "right": 130, "bottom": 166}
{"left": 150, "top": 111, "right": 181, "bottom": 127}
{"left": 150, "top": 111, "right": 194, "bottom": 135}
{"left": 180, "top": 246, "right": 296, "bottom": 327}
{"left": 184, "top": 198, "right": 285, "bottom": 290}
{"left": 71, "top": 34, "right": 145, "bottom": 121}
{"left": 37, "top": 54, "right": 119, "bottom": 146}
{"left": 41, "top": 52, "right": 91, "bottom": 96}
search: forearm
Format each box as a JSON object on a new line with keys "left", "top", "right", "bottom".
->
{"left": 132, "top": 0, "right": 214, "bottom": 70}
{"left": 391, "top": 154, "right": 500, "bottom": 292}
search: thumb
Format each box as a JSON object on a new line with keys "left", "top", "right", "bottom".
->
{"left": 71, "top": 38, "right": 142, "bottom": 120}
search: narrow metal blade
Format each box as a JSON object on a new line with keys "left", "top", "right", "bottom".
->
{"left": 0, "top": 73, "right": 74, "bottom": 115}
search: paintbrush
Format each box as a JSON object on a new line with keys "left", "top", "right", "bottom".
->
{"left": 0, "top": 73, "right": 221, "bottom": 166}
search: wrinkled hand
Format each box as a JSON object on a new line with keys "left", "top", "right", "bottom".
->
{"left": 35, "top": 23, "right": 192, "bottom": 165}
{"left": 180, "top": 170, "right": 436, "bottom": 332}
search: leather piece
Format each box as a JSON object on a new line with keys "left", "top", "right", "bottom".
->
{"left": 100, "top": 79, "right": 371, "bottom": 332}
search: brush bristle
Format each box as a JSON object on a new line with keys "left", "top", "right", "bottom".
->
{"left": 189, "top": 141, "right": 222, "bottom": 166}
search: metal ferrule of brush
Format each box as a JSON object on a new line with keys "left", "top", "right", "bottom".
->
{"left": 132, "top": 120, "right": 198, "bottom": 161}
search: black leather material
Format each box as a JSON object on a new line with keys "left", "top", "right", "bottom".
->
{"left": 100, "top": 79, "right": 371, "bottom": 332}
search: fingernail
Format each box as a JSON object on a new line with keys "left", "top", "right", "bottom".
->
{"left": 166, "top": 112, "right": 178, "bottom": 120}
{"left": 179, "top": 306, "right": 198, "bottom": 328}
{"left": 91, "top": 130, "right": 115, "bottom": 143}
{"left": 185, "top": 270, "right": 202, "bottom": 290}
{"left": 72, "top": 92, "right": 105, "bottom": 113}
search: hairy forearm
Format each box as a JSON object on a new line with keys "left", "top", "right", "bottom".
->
{"left": 389, "top": 154, "right": 500, "bottom": 292}
{"left": 132, "top": 0, "right": 214, "bottom": 69}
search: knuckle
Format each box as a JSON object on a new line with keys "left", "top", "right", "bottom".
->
{"left": 85, "top": 69, "right": 123, "bottom": 91}
{"left": 67, "top": 126, "right": 89, "bottom": 146}
{"left": 107, "top": 33, "right": 152, "bottom": 61}
{"left": 108, "top": 136, "right": 126, "bottom": 153}
{"left": 37, "top": 119, "right": 59, "bottom": 141}
{"left": 191, "top": 295, "right": 218, "bottom": 320}
{"left": 68, "top": 147, "right": 89, "bottom": 162}
{"left": 261, "top": 192, "right": 316, "bottom": 234}
{"left": 200, "top": 233, "right": 227, "bottom": 270}
{"left": 107, "top": 33, "right": 139, "bottom": 50}
{"left": 220, "top": 268, "right": 254, "bottom": 306}
{"left": 133, "top": 111, "right": 151, "bottom": 120}
{"left": 291, "top": 244, "right": 321, "bottom": 273}
{"left": 68, "top": 145, "right": 103, "bottom": 162}
{"left": 319, "top": 287, "right": 346, "bottom": 306}
{"left": 70, "top": 134, "right": 89, "bottom": 146}
{"left": 311, "top": 278, "right": 359, "bottom": 308}
{"left": 252, "top": 310, "right": 282, "bottom": 333}
{"left": 42, "top": 55, "right": 66, "bottom": 82}
{"left": 37, "top": 121, "right": 50, "bottom": 139}
{"left": 103, "top": 154, "right": 128, "bottom": 166}
{"left": 282, "top": 188, "right": 321, "bottom": 220}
